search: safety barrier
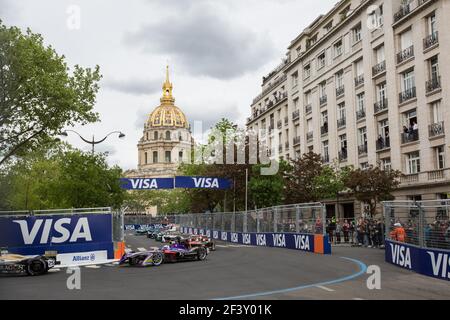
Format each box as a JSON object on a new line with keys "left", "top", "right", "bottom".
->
{"left": 0, "top": 208, "right": 125, "bottom": 265}
{"left": 384, "top": 200, "right": 450, "bottom": 281}
{"left": 174, "top": 203, "right": 331, "bottom": 255}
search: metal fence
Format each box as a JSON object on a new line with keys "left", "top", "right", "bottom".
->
{"left": 172, "top": 203, "right": 326, "bottom": 235}
{"left": 384, "top": 200, "right": 450, "bottom": 250}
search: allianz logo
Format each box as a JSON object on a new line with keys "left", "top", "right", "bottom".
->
{"left": 14, "top": 218, "right": 92, "bottom": 245}
{"left": 73, "top": 253, "right": 96, "bottom": 262}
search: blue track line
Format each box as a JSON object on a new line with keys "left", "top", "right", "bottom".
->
{"left": 214, "top": 257, "right": 368, "bottom": 300}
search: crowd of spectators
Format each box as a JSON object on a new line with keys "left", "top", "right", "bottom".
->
{"left": 326, "top": 217, "right": 385, "bottom": 248}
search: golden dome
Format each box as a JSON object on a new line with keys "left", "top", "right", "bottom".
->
{"left": 147, "top": 66, "right": 189, "bottom": 129}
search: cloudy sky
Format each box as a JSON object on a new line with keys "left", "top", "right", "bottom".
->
{"left": 1, "top": 0, "right": 336, "bottom": 170}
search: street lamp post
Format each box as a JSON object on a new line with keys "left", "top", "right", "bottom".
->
{"left": 60, "top": 130, "right": 125, "bottom": 154}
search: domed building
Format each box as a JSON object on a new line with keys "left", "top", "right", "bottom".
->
{"left": 127, "top": 66, "right": 193, "bottom": 179}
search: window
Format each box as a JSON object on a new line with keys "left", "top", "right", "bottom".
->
{"left": 378, "top": 119, "right": 390, "bottom": 139}
{"left": 324, "top": 21, "right": 333, "bottom": 33}
{"left": 153, "top": 151, "right": 158, "bottom": 163}
{"left": 317, "top": 52, "right": 326, "bottom": 69}
{"left": 407, "top": 152, "right": 420, "bottom": 174}
{"left": 335, "top": 71, "right": 344, "bottom": 91}
{"left": 319, "top": 82, "right": 326, "bottom": 97}
{"left": 352, "top": 23, "right": 362, "bottom": 43}
{"left": 305, "top": 91, "right": 312, "bottom": 105}
{"left": 179, "top": 151, "right": 184, "bottom": 163}
{"left": 355, "top": 59, "right": 364, "bottom": 77}
{"left": 382, "top": 158, "right": 392, "bottom": 172}
{"left": 403, "top": 109, "right": 417, "bottom": 128}
{"left": 291, "top": 72, "right": 298, "bottom": 87}
{"left": 402, "top": 70, "right": 415, "bottom": 92}
{"left": 334, "top": 40, "right": 343, "bottom": 58}
{"left": 436, "top": 146, "right": 445, "bottom": 169}
{"left": 356, "top": 92, "right": 365, "bottom": 112}
{"left": 304, "top": 64, "right": 311, "bottom": 79}
{"left": 358, "top": 127, "right": 368, "bottom": 147}
{"left": 154, "top": 131, "right": 159, "bottom": 140}
{"left": 431, "top": 100, "right": 442, "bottom": 123}
{"left": 338, "top": 103, "right": 346, "bottom": 120}
{"left": 377, "top": 82, "right": 387, "bottom": 101}
{"left": 165, "top": 151, "right": 171, "bottom": 163}
{"left": 369, "top": 4, "right": 383, "bottom": 29}
{"left": 360, "top": 162, "right": 369, "bottom": 170}
{"left": 165, "top": 131, "right": 171, "bottom": 140}
{"left": 428, "top": 12, "right": 437, "bottom": 35}
{"left": 339, "top": 134, "right": 347, "bottom": 152}
{"left": 376, "top": 45, "right": 385, "bottom": 64}
{"left": 307, "top": 119, "right": 313, "bottom": 133}
{"left": 144, "top": 152, "right": 148, "bottom": 164}
{"left": 429, "top": 56, "right": 439, "bottom": 81}
{"left": 400, "top": 29, "right": 413, "bottom": 50}
{"left": 321, "top": 111, "right": 328, "bottom": 126}
{"left": 322, "top": 141, "right": 329, "bottom": 160}
{"left": 293, "top": 98, "right": 299, "bottom": 110}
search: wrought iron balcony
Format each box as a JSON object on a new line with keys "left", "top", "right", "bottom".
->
{"left": 337, "top": 118, "right": 346, "bottom": 129}
{"left": 356, "top": 109, "right": 366, "bottom": 121}
{"left": 424, "top": 31, "right": 439, "bottom": 50}
{"left": 293, "top": 136, "right": 301, "bottom": 146}
{"left": 374, "top": 99, "right": 388, "bottom": 114}
{"left": 336, "top": 86, "right": 345, "bottom": 97}
{"left": 354, "top": 74, "right": 364, "bottom": 87}
{"left": 292, "top": 110, "right": 300, "bottom": 120}
{"left": 426, "top": 76, "right": 441, "bottom": 93}
{"left": 358, "top": 144, "right": 368, "bottom": 156}
{"left": 429, "top": 121, "right": 445, "bottom": 137}
{"left": 394, "top": 3, "right": 411, "bottom": 22}
{"left": 372, "top": 61, "right": 386, "bottom": 76}
{"left": 319, "top": 95, "right": 327, "bottom": 106}
{"left": 376, "top": 138, "right": 390, "bottom": 151}
{"left": 397, "top": 46, "right": 414, "bottom": 64}
{"left": 399, "top": 87, "right": 416, "bottom": 104}
{"left": 321, "top": 124, "right": 329, "bottom": 136}
{"left": 401, "top": 130, "right": 419, "bottom": 144}
{"left": 305, "top": 104, "right": 312, "bottom": 114}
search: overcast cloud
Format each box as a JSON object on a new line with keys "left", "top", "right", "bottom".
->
{"left": 0, "top": 0, "right": 337, "bottom": 170}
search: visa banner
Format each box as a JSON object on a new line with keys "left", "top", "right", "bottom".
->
{"left": 120, "top": 178, "right": 174, "bottom": 190}
{"left": 175, "top": 176, "right": 232, "bottom": 190}
{"left": 120, "top": 177, "right": 232, "bottom": 190}
{"left": 0, "top": 214, "right": 114, "bottom": 258}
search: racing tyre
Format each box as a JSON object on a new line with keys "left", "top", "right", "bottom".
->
{"left": 27, "top": 259, "right": 47, "bottom": 276}
{"left": 151, "top": 252, "right": 164, "bottom": 266}
{"left": 197, "top": 247, "right": 207, "bottom": 261}
{"left": 129, "top": 257, "right": 140, "bottom": 266}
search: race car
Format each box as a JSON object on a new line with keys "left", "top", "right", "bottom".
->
{"left": 135, "top": 226, "right": 152, "bottom": 236}
{"left": 119, "top": 248, "right": 164, "bottom": 267}
{"left": 188, "top": 234, "right": 216, "bottom": 251}
{"left": 0, "top": 249, "right": 59, "bottom": 276}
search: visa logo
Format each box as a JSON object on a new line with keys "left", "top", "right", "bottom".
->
{"left": 231, "top": 233, "right": 238, "bottom": 243}
{"left": 427, "top": 252, "right": 450, "bottom": 279}
{"left": 272, "top": 234, "right": 286, "bottom": 247}
{"left": 256, "top": 234, "right": 266, "bottom": 246}
{"left": 206, "top": 230, "right": 211, "bottom": 238}
{"left": 14, "top": 218, "right": 92, "bottom": 245}
{"left": 221, "top": 232, "right": 228, "bottom": 241}
{"left": 294, "top": 235, "right": 310, "bottom": 251}
{"left": 390, "top": 244, "right": 412, "bottom": 269}
{"left": 213, "top": 231, "right": 219, "bottom": 239}
{"left": 242, "top": 234, "right": 251, "bottom": 245}
{"left": 193, "top": 178, "right": 220, "bottom": 189}
{"left": 129, "top": 179, "right": 159, "bottom": 189}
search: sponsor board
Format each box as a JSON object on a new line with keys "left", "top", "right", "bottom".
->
{"left": 0, "top": 214, "right": 114, "bottom": 258}
{"left": 57, "top": 250, "right": 108, "bottom": 267}
{"left": 180, "top": 227, "right": 330, "bottom": 254}
{"left": 124, "top": 224, "right": 168, "bottom": 231}
{"left": 385, "top": 240, "right": 450, "bottom": 281}
{"left": 120, "top": 177, "right": 232, "bottom": 190}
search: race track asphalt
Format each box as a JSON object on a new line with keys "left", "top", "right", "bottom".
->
{"left": 1, "top": 232, "right": 449, "bottom": 300}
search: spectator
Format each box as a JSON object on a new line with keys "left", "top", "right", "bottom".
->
{"left": 343, "top": 220, "right": 350, "bottom": 243}
{"left": 335, "top": 220, "right": 342, "bottom": 244}
{"left": 390, "top": 223, "right": 406, "bottom": 242}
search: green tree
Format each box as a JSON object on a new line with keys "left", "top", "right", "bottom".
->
{"left": 313, "top": 163, "right": 351, "bottom": 201}
{"left": 343, "top": 166, "right": 403, "bottom": 217}
{"left": 0, "top": 22, "right": 101, "bottom": 166}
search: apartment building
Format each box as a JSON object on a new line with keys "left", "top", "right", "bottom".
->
{"left": 246, "top": 0, "right": 450, "bottom": 218}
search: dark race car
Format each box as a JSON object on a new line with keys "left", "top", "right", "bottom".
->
{"left": 0, "top": 249, "right": 59, "bottom": 276}
{"left": 188, "top": 235, "right": 216, "bottom": 251}
{"left": 119, "top": 248, "right": 164, "bottom": 267}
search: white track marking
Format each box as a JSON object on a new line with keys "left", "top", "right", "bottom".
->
{"left": 316, "top": 285, "right": 335, "bottom": 292}
{"left": 84, "top": 265, "right": 101, "bottom": 269}
{"left": 48, "top": 268, "right": 61, "bottom": 273}
{"left": 137, "top": 248, "right": 147, "bottom": 252}
{"left": 353, "top": 298, "right": 364, "bottom": 300}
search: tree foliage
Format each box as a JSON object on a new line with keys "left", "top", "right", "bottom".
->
{"left": 0, "top": 22, "right": 101, "bottom": 166}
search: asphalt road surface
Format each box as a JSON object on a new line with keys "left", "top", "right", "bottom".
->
{"left": 1, "top": 232, "right": 449, "bottom": 300}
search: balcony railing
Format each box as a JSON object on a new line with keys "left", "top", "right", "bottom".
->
{"left": 376, "top": 138, "right": 390, "bottom": 151}
{"left": 253, "top": 74, "right": 287, "bottom": 104}
{"left": 374, "top": 99, "right": 388, "bottom": 114}
{"left": 429, "top": 121, "right": 445, "bottom": 137}
{"left": 293, "top": 136, "right": 301, "bottom": 146}
{"left": 320, "top": 95, "right": 327, "bottom": 106}
{"left": 339, "top": 150, "right": 348, "bottom": 161}
{"left": 424, "top": 31, "right": 439, "bottom": 50}
{"left": 305, "top": 104, "right": 312, "bottom": 114}
{"left": 307, "top": 132, "right": 313, "bottom": 142}
{"left": 401, "top": 173, "right": 419, "bottom": 184}
{"left": 356, "top": 109, "right": 366, "bottom": 121}
{"left": 358, "top": 144, "right": 368, "bottom": 155}
{"left": 336, "top": 86, "right": 345, "bottom": 97}
{"left": 394, "top": 3, "right": 411, "bottom": 22}
{"left": 321, "top": 125, "right": 328, "bottom": 136}
{"left": 355, "top": 74, "right": 364, "bottom": 87}
{"left": 428, "top": 169, "right": 444, "bottom": 181}
{"left": 292, "top": 110, "right": 300, "bottom": 120}
{"left": 426, "top": 76, "right": 441, "bottom": 93}
{"left": 401, "top": 130, "right": 419, "bottom": 144}
{"left": 399, "top": 87, "right": 416, "bottom": 104}
{"left": 372, "top": 61, "right": 386, "bottom": 76}
{"left": 397, "top": 46, "right": 414, "bottom": 64}
{"left": 337, "top": 118, "right": 346, "bottom": 129}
